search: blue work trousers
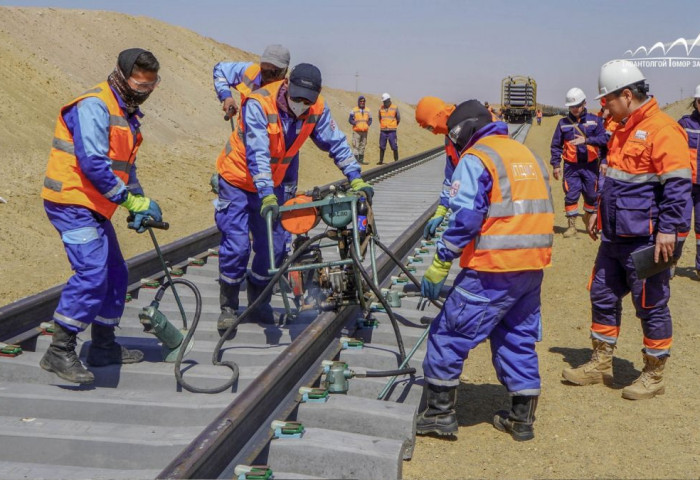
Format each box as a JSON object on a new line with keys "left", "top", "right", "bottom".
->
{"left": 423, "top": 268, "right": 544, "bottom": 396}
{"left": 563, "top": 161, "right": 599, "bottom": 216}
{"left": 44, "top": 200, "right": 128, "bottom": 333}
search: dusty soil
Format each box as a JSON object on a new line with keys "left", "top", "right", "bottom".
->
{"left": 404, "top": 113, "right": 700, "bottom": 480}
{"left": 1, "top": 7, "right": 698, "bottom": 479}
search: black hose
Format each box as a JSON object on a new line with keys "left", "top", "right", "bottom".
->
{"left": 373, "top": 237, "right": 444, "bottom": 310}
{"left": 354, "top": 367, "right": 416, "bottom": 378}
{"left": 349, "top": 244, "right": 407, "bottom": 363}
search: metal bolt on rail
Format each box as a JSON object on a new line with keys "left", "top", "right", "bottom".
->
{"left": 271, "top": 420, "right": 305, "bottom": 439}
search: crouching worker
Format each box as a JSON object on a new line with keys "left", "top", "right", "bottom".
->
{"left": 40, "top": 48, "right": 163, "bottom": 384}
{"left": 416, "top": 100, "right": 554, "bottom": 440}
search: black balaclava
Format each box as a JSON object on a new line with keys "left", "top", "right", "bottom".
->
{"left": 107, "top": 48, "right": 154, "bottom": 112}
{"left": 446, "top": 100, "right": 493, "bottom": 152}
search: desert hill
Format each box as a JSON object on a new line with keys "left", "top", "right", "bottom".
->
{"left": 0, "top": 7, "right": 438, "bottom": 304}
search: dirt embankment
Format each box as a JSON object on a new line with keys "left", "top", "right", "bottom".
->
{"left": 0, "top": 6, "right": 438, "bottom": 305}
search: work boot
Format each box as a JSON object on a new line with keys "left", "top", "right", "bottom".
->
{"left": 246, "top": 281, "right": 275, "bottom": 325}
{"left": 563, "top": 216, "right": 577, "bottom": 238}
{"left": 218, "top": 281, "right": 240, "bottom": 337}
{"left": 621, "top": 352, "right": 667, "bottom": 400}
{"left": 416, "top": 383, "right": 458, "bottom": 437}
{"left": 669, "top": 260, "right": 677, "bottom": 279}
{"left": 378, "top": 149, "right": 385, "bottom": 165}
{"left": 40, "top": 323, "right": 95, "bottom": 384}
{"left": 358, "top": 154, "right": 366, "bottom": 165}
{"left": 561, "top": 339, "right": 615, "bottom": 386}
{"left": 393, "top": 149, "right": 399, "bottom": 162}
{"left": 582, "top": 211, "right": 592, "bottom": 232}
{"left": 86, "top": 323, "right": 144, "bottom": 366}
{"left": 493, "top": 395, "right": 538, "bottom": 441}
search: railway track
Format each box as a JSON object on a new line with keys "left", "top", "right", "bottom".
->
{"left": 0, "top": 123, "right": 530, "bottom": 480}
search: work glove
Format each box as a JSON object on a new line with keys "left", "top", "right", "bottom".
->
{"left": 350, "top": 178, "right": 374, "bottom": 205}
{"left": 421, "top": 255, "right": 452, "bottom": 300}
{"left": 210, "top": 173, "right": 219, "bottom": 194}
{"left": 121, "top": 192, "right": 163, "bottom": 233}
{"left": 260, "top": 194, "right": 280, "bottom": 222}
{"left": 423, "top": 205, "right": 448, "bottom": 239}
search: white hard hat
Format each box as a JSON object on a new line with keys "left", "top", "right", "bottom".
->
{"left": 381, "top": 92, "right": 391, "bottom": 101}
{"left": 694, "top": 84, "right": 700, "bottom": 98}
{"left": 595, "top": 59, "right": 646, "bottom": 99}
{"left": 564, "top": 87, "right": 586, "bottom": 107}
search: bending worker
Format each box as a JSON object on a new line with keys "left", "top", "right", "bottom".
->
{"left": 562, "top": 60, "right": 691, "bottom": 400}
{"left": 416, "top": 100, "right": 554, "bottom": 441}
{"left": 40, "top": 48, "right": 163, "bottom": 384}
{"left": 348, "top": 95, "right": 372, "bottom": 164}
{"left": 414, "top": 96, "right": 457, "bottom": 239}
{"left": 214, "top": 63, "right": 373, "bottom": 328}
{"left": 550, "top": 87, "right": 608, "bottom": 237}
{"left": 378, "top": 92, "right": 400, "bottom": 164}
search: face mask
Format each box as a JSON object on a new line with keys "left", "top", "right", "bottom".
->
{"left": 288, "top": 95, "right": 310, "bottom": 118}
{"left": 108, "top": 67, "right": 152, "bottom": 112}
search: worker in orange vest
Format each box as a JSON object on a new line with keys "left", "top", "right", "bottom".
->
{"left": 348, "top": 95, "right": 372, "bottom": 164}
{"left": 416, "top": 100, "right": 554, "bottom": 441}
{"left": 536, "top": 109, "right": 543, "bottom": 126}
{"left": 378, "top": 92, "right": 400, "bottom": 164}
{"left": 40, "top": 48, "right": 163, "bottom": 384}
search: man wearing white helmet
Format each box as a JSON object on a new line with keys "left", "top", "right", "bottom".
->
{"left": 562, "top": 60, "right": 691, "bottom": 401}
{"left": 550, "top": 87, "right": 608, "bottom": 238}
{"left": 378, "top": 92, "right": 400, "bottom": 164}
{"left": 674, "top": 85, "right": 700, "bottom": 279}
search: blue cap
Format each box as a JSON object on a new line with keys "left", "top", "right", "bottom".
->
{"left": 289, "top": 63, "right": 322, "bottom": 103}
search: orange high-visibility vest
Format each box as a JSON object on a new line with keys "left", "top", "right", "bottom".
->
{"left": 561, "top": 117, "right": 599, "bottom": 163}
{"left": 216, "top": 80, "right": 324, "bottom": 192}
{"left": 234, "top": 63, "right": 261, "bottom": 99}
{"left": 42, "top": 81, "right": 141, "bottom": 219}
{"left": 379, "top": 104, "right": 398, "bottom": 130}
{"left": 351, "top": 107, "right": 370, "bottom": 132}
{"left": 459, "top": 135, "right": 554, "bottom": 271}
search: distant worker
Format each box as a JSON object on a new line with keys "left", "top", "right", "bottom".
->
{"left": 550, "top": 87, "right": 608, "bottom": 237}
{"left": 536, "top": 108, "right": 543, "bottom": 126}
{"left": 214, "top": 63, "right": 374, "bottom": 329}
{"left": 40, "top": 48, "right": 162, "bottom": 384}
{"left": 348, "top": 95, "right": 372, "bottom": 164}
{"left": 674, "top": 84, "right": 700, "bottom": 279}
{"left": 484, "top": 101, "right": 499, "bottom": 122}
{"left": 416, "top": 100, "right": 553, "bottom": 441}
{"left": 378, "top": 92, "right": 400, "bottom": 164}
{"left": 562, "top": 60, "right": 691, "bottom": 400}
{"left": 414, "top": 96, "right": 457, "bottom": 239}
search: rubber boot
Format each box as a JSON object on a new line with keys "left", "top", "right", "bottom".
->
{"left": 218, "top": 281, "right": 240, "bottom": 338}
{"left": 621, "top": 352, "right": 667, "bottom": 400}
{"left": 563, "top": 215, "right": 577, "bottom": 238}
{"left": 40, "top": 323, "right": 95, "bottom": 384}
{"left": 378, "top": 149, "right": 385, "bottom": 165}
{"left": 393, "top": 149, "right": 399, "bottom": 162}
{"left": 86, "top": 323, "right": 144, "bottom": 366}
{"left": 561, "top": 339, "right": 615, "bottom": 386}
{"left": 582, "top": 211, "right": 592, "bottom": 233}
{"left": 416, "top": 383, "right": 458, "bottom": 437}
{"left": 493, "top": 395, "right": 538, "bottom": 441}
{"left": 247, "top": 281, "right": 275, "bottom": 325}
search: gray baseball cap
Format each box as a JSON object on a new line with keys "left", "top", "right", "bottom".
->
{"left": 260, "top": 44, "right": 290, "bottom": 69}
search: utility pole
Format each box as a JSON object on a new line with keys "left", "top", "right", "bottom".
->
{"left": 355, "top": 71, "right": 359, "bottom": 92}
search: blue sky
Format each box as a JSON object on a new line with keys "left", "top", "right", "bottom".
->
{"left": 4, "top": 0, "right": 700, "bottom": 107}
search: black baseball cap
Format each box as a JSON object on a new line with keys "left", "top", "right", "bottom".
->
{"left": 289, "top": 63, "right": 322, "bottom": 103}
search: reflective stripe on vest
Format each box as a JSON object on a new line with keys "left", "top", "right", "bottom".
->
{"left": 234, "top": 63, "right": 261, "bottom": 99}
{"left": 352, "top": 107, "right": 370, "bottom": 132}
{"left": 216, "top": 80, "right": 324, "bottom": 192}
{"left": 41, "top": 81, "right": 141, "bottom": 219}
{"left": 379, "top": 105, "right": 398, "bottom": 130}
{"left": 459, "top": 136, "right": 554, "bottom": 272}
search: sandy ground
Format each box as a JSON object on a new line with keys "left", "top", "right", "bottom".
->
{"left": 403, "top": 114, "right": 700, "bottom": 480}
{"left": 2, "top": 7, "right": 699, "bottom": 479}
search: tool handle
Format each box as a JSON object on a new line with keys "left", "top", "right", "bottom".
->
{"left": 223, "top": 105, "right": 235, "bottom": 121}
{"left": 143, "top": 218, "right": 170, "bottom": 230}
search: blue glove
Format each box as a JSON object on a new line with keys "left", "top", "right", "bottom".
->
{"left": 122, "top": 193, "right": 163, "bottom": 233}
{"left": 420, "top": 256, "right": 452, "bottom": 300}
{"left": 423, "top": 205, "right": 448, "bottom": 239}
{"left": 260, "top": 194, "right": 280, "bottom": 221}
{"left": 350, "top": 178, "right": 374, "bottom": 205}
